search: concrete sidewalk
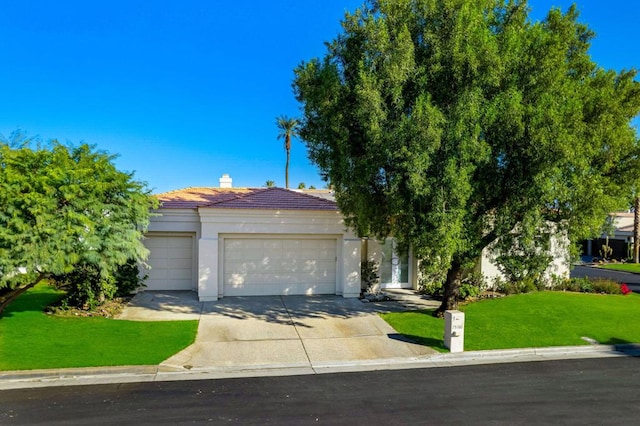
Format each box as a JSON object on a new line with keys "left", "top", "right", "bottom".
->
{"left": 2, "top": 344, "right": 639, "bottom": 390}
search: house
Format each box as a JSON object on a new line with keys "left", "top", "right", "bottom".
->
{"left": 144, "top": 175, "right": 568, "bottom": 301}
{"left": 144, "top": 175, "right": 361, "bottom": 301}
{"left": 582, "top": 212, "right": 634, "bottom": 260}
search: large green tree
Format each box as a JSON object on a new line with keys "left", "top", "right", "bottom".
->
{"left": 294, "top": 0, "right": 640, "bottom": 315}
{"left": 276, "top": 115, "right": 300, "bottom": 189}
{"left": 0, "top": 140, "right": 156, "bottom": 315}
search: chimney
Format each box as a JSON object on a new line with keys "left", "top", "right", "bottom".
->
{"left": 219, "top": 174, "right": 232, "bottom": 188}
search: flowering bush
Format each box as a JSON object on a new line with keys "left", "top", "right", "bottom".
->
{"left": 620, "top": 283, "right": 632, "bottom": 295}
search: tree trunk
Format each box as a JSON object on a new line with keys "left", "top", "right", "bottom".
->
{"left": 285, "top": 146, "right": 290, "bottom": 189}
{"left": 634, "top": 196, "right": 640, "bottom": 263}
{"left": 0, "top": 273, "right": 46, "bottom": 317}
{"left": 433, "top": 261, "right": 463, "bottom": 318}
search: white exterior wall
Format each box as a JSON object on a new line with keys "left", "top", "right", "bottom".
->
{"left": 147, "top": 209, "right": 201, "bottom": 234}
{"left": 479, "top": 230, "right": 570, "bottom": 287}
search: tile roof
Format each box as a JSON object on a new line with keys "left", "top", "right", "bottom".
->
{"left": 296, "top": 189, "right": 335, "bottom": 201}
{"left": 156, "top": 187, "right": 338, "bottom": 211}
{"left": 155, "top": 187, "right": 253, "bottom": 209}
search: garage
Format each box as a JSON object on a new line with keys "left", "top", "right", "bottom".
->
{"left": 223, "top": 237, "right": 337, "bottom": 296}
{"left": 143, "top": 235, "right": 194, "bottom": 291}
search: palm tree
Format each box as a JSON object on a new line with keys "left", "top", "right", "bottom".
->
{"left": 276, "top": 115, "right": 299, "bottom": 189}
{"left": 265, "top": 180, "right": 276, "bottom": 188}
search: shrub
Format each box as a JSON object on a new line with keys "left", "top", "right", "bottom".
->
{"left": 114, "top": 259, "right": 147, "bottom": 297}
{"left": 494, "top": 229, "right": 553, "bottom": 287}
{"left": 419, "top": 270, "right": 486, "bottom": 300}
{"left": 361, "top": 260, "right": 379, "bottom": 293}
{"left": 52, "top": 259, "right": 147, "bottom": 310}
{"left": 458, "top": 272, "right": 486, "bottom": 300}
{"left": 52, "top": 263, "right": 117, "bottom": 310}
{"left": 419, "top": 280, "right": 444, "bottom": 298}
{"left": 591, "top": 278, "right": 622, "bottom": 295}
{"left": 496, "top": 278, "right": 539, "bottom": 295}
{"left": 417, "top": 259, "right": 447, "bottom": 297}
{"left": 547, "top": 274, "right": 566, "bottom": 290}
{"left": 553, "top": 277, "right": 622, "bottom": 295}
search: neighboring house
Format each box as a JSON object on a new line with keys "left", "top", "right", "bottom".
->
{"left": 144, "top": 175, "right": 568, "bottom": 301}
{"left": 582, "top": 212, "right": 634, "bottom": 260}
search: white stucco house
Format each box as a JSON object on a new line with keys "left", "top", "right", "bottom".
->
{"left": 144, "top": 175, "right": 362, "bottom": 301}
{"left": 143, "top": 175, "right": 568, "bottom": 301}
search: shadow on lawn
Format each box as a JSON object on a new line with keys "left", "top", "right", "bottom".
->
{"left": 388, "top": 333, "right": 447, "bottom": 352}
{"left": 0, "top": 290, "right": 62, "bottom": 319}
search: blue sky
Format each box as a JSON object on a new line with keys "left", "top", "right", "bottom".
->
{"left": 1, "top": 1, "right": 638, "bottom": 194}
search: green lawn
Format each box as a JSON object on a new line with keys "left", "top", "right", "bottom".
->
{"left": 381, "top": 292, "right": 640, "bottom": 353}
{"left": 601, "top": 263, "right": 640, "bottom": 274}
{"left": 0, "top": 284, "right": 198, "bottom": 371}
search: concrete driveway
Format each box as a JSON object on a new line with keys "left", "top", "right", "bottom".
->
{"left": 118, "top": 291, "right": 439, "bottom": 371}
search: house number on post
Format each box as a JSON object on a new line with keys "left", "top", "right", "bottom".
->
{"left": 444, "top": 310, "right": 465, "bottom": 353}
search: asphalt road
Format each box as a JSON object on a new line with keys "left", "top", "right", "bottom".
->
{"left": 2, "top": 357, "right": 640, "bottom": 425}
{"left": 572, "top": 265, "right": 640, "bottom": 293}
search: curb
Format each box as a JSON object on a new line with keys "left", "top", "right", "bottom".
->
{"left": 2, "top": 344, "right": 639, "bottom": 390}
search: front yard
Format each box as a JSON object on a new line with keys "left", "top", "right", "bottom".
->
{"left": 601, "top": 263, "right": 640, "bottom": 274}
{"left": 381, "top": 291, "right": 640, "bottom": 352}
{"left": 0, "top": 284, "right": 198, "bottom": 371}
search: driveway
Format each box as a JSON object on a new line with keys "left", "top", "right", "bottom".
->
{"left": 118, "top": 291, "right": 439, "bottom": 371}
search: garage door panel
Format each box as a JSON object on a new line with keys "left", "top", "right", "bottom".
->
{"left": 148, "top": 268, "right": 168, "bottom": 279}
{"left": 281, "top": 240, "right": 301, "bottom": 249}
{"left": 263, "top": 240, "right": 282, "bottom": 250}
{"left": 149, "top": 247, "right": 169, "bottom": 258}
{"left": 166, "top": 257, "right": 192, "bottom": 269}
{"left": 223, "top": 238, "right": 337, "bottom": 296}
{"left": 167, "top": 238, "right": 192, "bottom": 249}
{"left": 168, "top": 268, "right": 192, "bottom": 279}
{"left": 143, "top": 235, "right": 194, "bottom": 291}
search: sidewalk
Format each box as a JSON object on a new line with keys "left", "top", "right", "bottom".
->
{"left": 2, "top": 343, "right": 639, "bottom": 390}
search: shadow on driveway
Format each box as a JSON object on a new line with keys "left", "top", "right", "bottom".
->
{"left": 119, "top": 290, "right": 441, "bottom": 324}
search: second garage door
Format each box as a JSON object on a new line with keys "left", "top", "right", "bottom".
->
{"left": 223, "top": 238, "right": 337, "bottom": 296}
{"left": 144, "top": 235, "right": 194, "bottom": 291}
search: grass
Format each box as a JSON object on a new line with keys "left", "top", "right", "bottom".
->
{"left": 381, "top": 291, "right": 640, "bottom": 353}
{"left": 601, "top": 263, "right": 640, "bottom": 274}
{"left": 0, "top": 284, "right": 198, "bottom": 371}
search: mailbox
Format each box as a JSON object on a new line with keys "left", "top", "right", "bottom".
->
{"left": 444, "top": 310, "right": 465, "bottom": 353}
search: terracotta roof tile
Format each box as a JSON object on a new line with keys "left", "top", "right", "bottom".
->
{"left": 155, "top": 187, "right": 253, "bottom": 209}
{"left": 155, "top": 187, "right": 337, "bottom": 211}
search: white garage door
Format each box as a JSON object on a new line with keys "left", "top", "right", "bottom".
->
{"left": 224, "top": 238, "right": 337, "bottom": 296}
{"left": 144, "top": 235, "right": 194, "bottom": 291}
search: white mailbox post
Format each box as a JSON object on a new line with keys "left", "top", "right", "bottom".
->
{"left": 444, "top": 310, "right": 465, "bottom": 353}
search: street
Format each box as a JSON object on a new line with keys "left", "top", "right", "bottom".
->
{"left": 2, "top": 357, "right": 639, "bottom": 425}
{"left": 572, "top": 265, "right": 640, "bottom": 293}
